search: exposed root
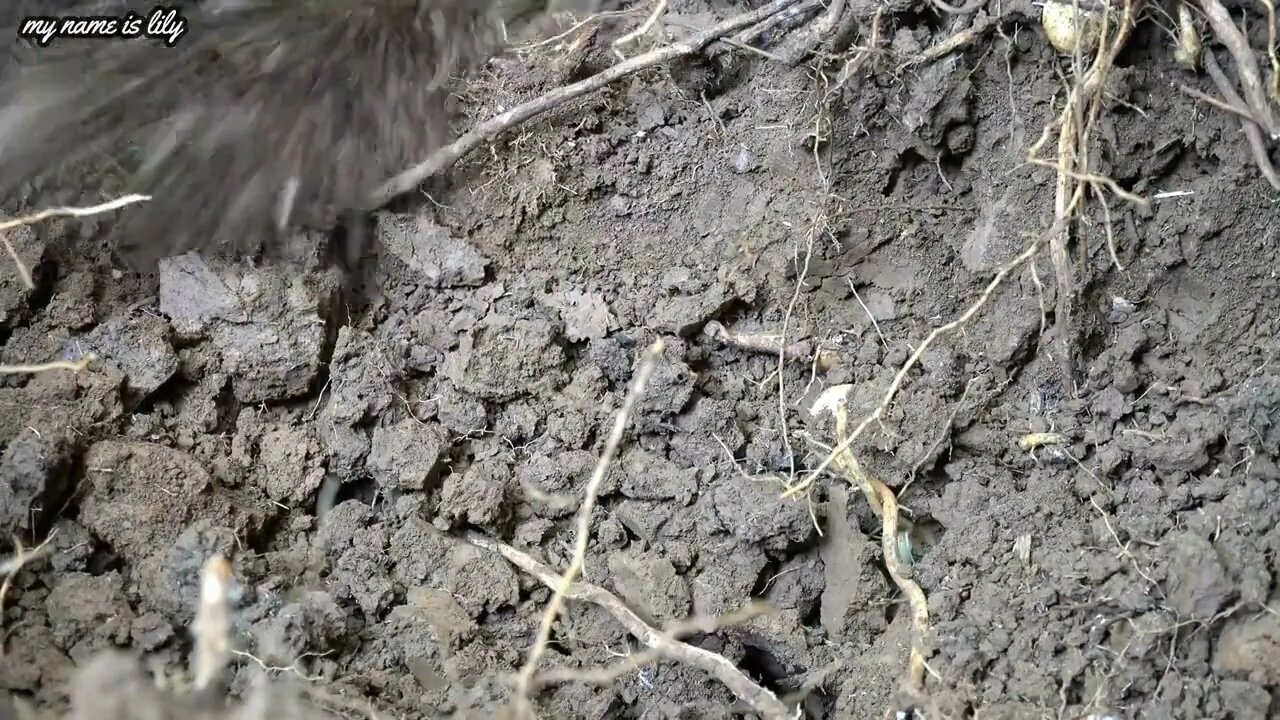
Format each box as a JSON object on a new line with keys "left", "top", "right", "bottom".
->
{"left": 509, "top": 339, "right": 665, "bottom": 716}
{"left": 903, "top": 14, "right": 1000, "bottom": 67}
{"left": 611, "top": 0, "right": 669, "bottom": 58}
{"left": 0, "top": 194, "right": 151, "bottom": 291}
{"left": 469, "top": 534, "right": 794, "bottom": 719}
{"left": 1199, "top": 0, "right": 1278, "bottom": 135}
{"left": 784, "top": 227, "right": 1051, "bottom": 498}
{"left": 528, "top": 602, "right": 769, "bottom": 688}
{"left": 1017, "top": 431, "right": 1069, "bottom": 452}
{"left": 830, "top": 7, "right": 884, "bottom": 93}
{"left": 929, "top": 0, "right": 988, "bottom": 15}
{"left": 1025, "top": 0, "right": 1146, "bottom": 382}
{"left": 777, "top": 0, "right": 847, "bottom": 66}
{"left": 703, "top": 320, "right": 832, "bottom": 365}
{"left": 0, "top": 531, "right": 58, "bottom": 658}
{"left": 0, "top": 354, "right": 96, "bottom": 375}
{"left": 192, "top": 555, "right": 236, "bottom": 691}
{"left": 1189, "top": 0, "right": 1280, "bottom": 189}
{"left": 512, "top": 8, "right": 641, "bottom": 54}
{"left": 733, "top": 0, "right": 823, "bottom": 46}
{"left": 1203, "top": 49, "right": 1280, "bottom": 189}
{"left": 1173, "top": 1, "right": 1202, "bottom": 70}
{"left": 369, "top": 0, "right": 806, "bottom": 207}
{"left": 904, "top": 377, "right": 977, "bottom": 490}
{"left": 806, "top": 388, "right": 931, "bottom": 695}
{"left": 1263, "top": 0, "right": 1280, "bottom": 104}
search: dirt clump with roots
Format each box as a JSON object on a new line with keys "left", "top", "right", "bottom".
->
{"left": 2, "top": 1, "right": 1279, "bottom": 718}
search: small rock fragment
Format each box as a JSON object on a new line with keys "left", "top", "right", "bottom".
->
{"left": 368, "top": 420, "right": 447, "bottom": 492}
{"left": 705, "top": 475, "right": 815, "bottom": 552}
{"left": 375, "top": 212, "right": 489, "bottom": 288}
{"left": 730, "top": 145, "right": 757, "bottom": 174}
{"left": 1215, "top": 612, "right": 1280, "bottom": 686}
{"left": 157, "top": 253, "right": 240, "bottom": 337}
{"left": 0, "top": 423, "right": 77, "bottom": 533}
{"left": 692, "top": 537, "right": 767, "bottom": 616}
{"left": 1165, "top": 531, "right": 1232, "bottom": 619}
{"left": 438, "top": 457, "right": 510, "bottom": 528}
{"left": 620, "top": 449, "right": 697, "bottom": 504}
{"left": 158, "top": 253, "right": 337, "bottom": 402}
{"left": 444, "top": 312, "right": 566, "bottom": 401}
{"left": 444, "top": 543, "right": 518, "bottom": 617}
{"left": 81, "top": 312, "right": 178, "bottom": 401}
{"left": 253, "top": 423, "right": 328, "bottom": 505}
{"left": 545, "top": 290, "right": 617, "bottom": 342}
{"left": 607, "top": 550, "right": 691, "bottom": 626}
{"left": 135, "top": 522, "right": 238, "bottom": 625}
{"left": 45, "top": 572, "right": 134, "bottom": 650}
{"left": 79, "top": 440, "right": 270, "bottom": 563}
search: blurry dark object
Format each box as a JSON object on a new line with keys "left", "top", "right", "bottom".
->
{"left": 0, "top": 0, "right": 591, "bottom": 269}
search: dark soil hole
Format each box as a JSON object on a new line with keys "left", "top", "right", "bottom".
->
{"left": 882, "top": 148, "right": 925, "bottom": 197}
{"left": 331, "top": 475, "right": 379, "bottom": 507}
{"left": 546, "top": 624, "right": 574, "bottom": 660}
{"left": 738, "top": 643, "right": 789, "bottom": 692}
{"left": 907, "top": 516, "right": 946, "bottom": 562}
{"left": 800, "top": 600, "right": 822, "bottom": 629}
{"left": 1112, "top": 20, "right": 1162, "bottom": 69}
{"left": 24, "top": 257, "right": 58, "bottom": 315}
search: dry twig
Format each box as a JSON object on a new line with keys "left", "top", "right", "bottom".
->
{"left": 368, "top": 0, "right": 804, "bottom": 207}
{"left": 469, "top": 534, "right": 794, "bottom": 719}
{"left": 510, "top": 339, "right": 666, "bottom": 715}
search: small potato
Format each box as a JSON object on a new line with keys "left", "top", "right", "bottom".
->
{"left": 1041, "top": 0, "right": 1104, "bottom": 56}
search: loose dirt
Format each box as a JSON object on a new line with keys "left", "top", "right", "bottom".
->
{"left": 2, "top": 1, "right": 1279, "bottom": 719}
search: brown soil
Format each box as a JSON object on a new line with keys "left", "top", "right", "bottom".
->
{"left": 3, "top": 2, "right": 1280, "bottom": 719}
